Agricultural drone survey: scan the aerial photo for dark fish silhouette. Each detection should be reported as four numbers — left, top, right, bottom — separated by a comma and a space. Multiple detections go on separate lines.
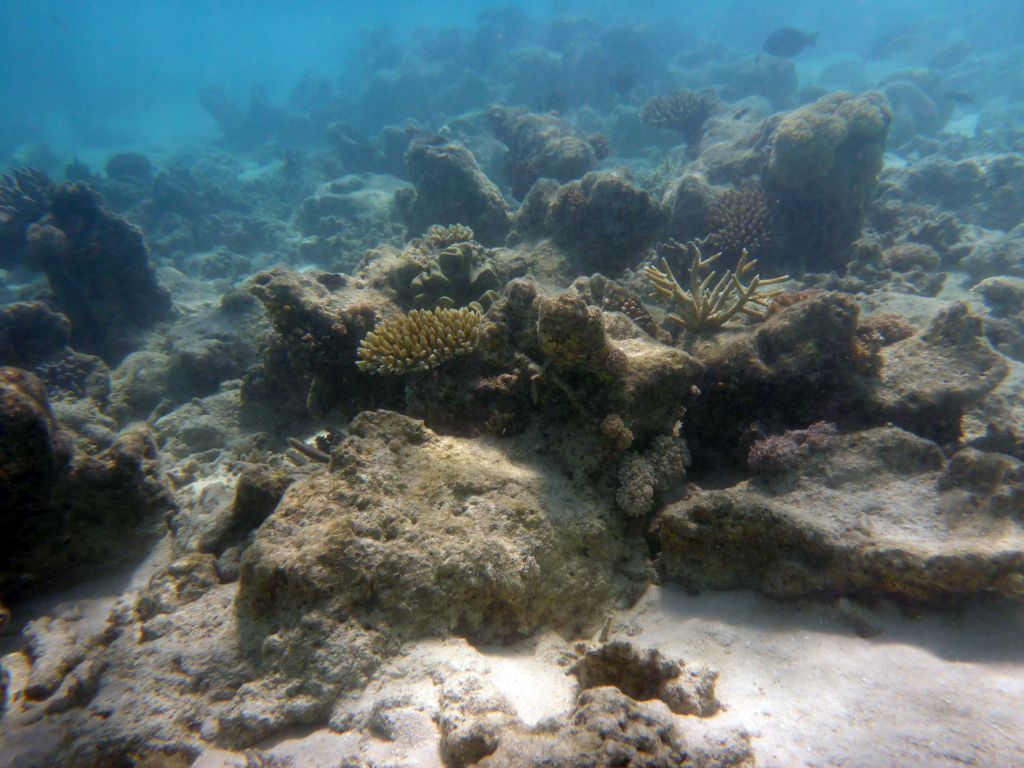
943, 91, 975, 104
762, 28, 818, 58
930, 41, 972, 70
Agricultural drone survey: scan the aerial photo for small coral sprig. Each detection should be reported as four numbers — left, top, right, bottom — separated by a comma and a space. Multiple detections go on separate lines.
644, 240, 788, 332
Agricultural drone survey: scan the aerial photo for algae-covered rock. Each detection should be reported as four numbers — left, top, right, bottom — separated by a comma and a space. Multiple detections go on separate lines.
487, 105, 599, 198
659, 426, 1024, 603
397, 137, 512, 246
237, 410, 646, 642
762, 91, 892, 271
545, 170, 668, 274
874, 301, 1007, 442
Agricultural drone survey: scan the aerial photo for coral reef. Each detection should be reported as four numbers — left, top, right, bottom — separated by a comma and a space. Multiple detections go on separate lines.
747, 421, 837, 476
704, 184, 775, 264
570, 640, 719, 717
356, 307, 481, 375
488, 106, 599, 198
424, 222, 475, 249
295, 173, 406, 272
1, 367, 174, 600
238, 412, 643, 635
643, 240, 788, 333
615, 435, 690, 517
21, 182, 172, 362
0, 301, 71, 368
0, 168, 50, 268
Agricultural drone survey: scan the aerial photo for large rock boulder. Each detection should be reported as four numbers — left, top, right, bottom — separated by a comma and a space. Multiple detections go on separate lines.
237, 410, 647, 642
396, 137, 512, 246
761, 91, 892, 272
659, 426, 1024, 603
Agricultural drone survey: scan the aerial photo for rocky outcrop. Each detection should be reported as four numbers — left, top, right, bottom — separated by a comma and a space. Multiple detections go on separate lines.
396, 137, 512, 246
659, 426, 1024, 603
237, 410, 647, 642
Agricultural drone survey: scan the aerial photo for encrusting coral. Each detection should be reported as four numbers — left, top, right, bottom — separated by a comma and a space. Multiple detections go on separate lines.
644, 240, 788, 332
410, 241, 502, 312
356, 307, 481, 375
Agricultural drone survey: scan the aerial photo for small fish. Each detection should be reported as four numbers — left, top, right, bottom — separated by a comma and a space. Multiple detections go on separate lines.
942, 91, 975, 104
929, 41, 972, 70
866, 31, 919, 61
762, 28, 818, 58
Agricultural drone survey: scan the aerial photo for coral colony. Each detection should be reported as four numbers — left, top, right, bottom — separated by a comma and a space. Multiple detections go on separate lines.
2, 4, 1024, 767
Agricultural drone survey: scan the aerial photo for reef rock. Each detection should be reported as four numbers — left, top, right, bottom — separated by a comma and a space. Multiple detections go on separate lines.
1, 366, 174, 599
487, 105, 599, 198
659, 426, 1024, 603
761, 91, 892, 272
544, 170, 669, 274
476, 686, 752, 768
24, 183, 172, 362
397, 136, 512, 246
238, 410, 646, 642
296, 173, 406, 272
0, 301, 71, 368
247, 267, 391, 418
874, 301, 1008, 442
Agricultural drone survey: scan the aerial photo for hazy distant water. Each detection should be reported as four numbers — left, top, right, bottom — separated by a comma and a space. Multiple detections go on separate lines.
0, 0, 1020, 166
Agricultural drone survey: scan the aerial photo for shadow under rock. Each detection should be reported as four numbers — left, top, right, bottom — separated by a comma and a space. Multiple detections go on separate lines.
646, 585, 1024, 665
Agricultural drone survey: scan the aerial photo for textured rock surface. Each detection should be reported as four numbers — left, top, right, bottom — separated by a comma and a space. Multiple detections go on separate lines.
659, 426, 1024, 602
238, 409, 647, 642
477, 687, 752, 768
762, 91, 892, 272
545, 170, 668, 274
875, 301, 1008, 442
397, 137, 512, 246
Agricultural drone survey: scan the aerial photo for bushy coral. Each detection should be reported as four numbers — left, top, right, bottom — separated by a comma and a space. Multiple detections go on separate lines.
704, 185, 774, 264
424, 223, 474, 249
639, 89, 717, 145
356, 307, 481, 375
616, 435, 691, 517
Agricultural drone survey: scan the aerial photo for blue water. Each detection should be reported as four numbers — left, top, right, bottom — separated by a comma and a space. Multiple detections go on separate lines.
1, 0, 1020, 168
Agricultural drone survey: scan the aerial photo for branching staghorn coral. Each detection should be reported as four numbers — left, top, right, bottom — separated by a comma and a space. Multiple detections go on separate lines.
644, 240, 788, 332
356, 307, 481, 374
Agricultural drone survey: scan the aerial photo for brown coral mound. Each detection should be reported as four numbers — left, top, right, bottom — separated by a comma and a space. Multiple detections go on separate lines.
705, 185, 774, 263
357, 307, 481, 375
639, 89, 716, 145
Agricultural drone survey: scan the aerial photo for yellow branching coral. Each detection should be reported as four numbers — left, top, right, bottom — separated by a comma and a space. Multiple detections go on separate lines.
644, 240, 788, 332
356, 307, 481, 374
